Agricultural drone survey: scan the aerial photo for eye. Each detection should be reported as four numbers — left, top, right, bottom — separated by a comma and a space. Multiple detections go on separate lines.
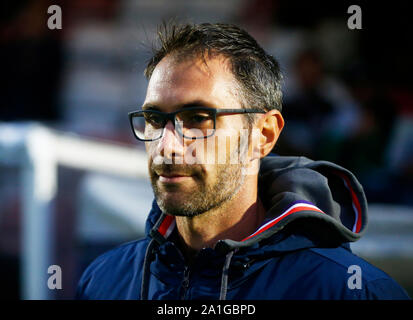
179, 110, 213, 126
190, 113, 210, 123
144, 112, 164, 127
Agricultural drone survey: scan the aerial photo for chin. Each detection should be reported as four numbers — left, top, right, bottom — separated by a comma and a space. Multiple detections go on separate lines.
155, 195, 202, 217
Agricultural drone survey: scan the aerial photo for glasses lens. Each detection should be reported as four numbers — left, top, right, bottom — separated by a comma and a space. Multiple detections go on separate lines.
131, 111, 164, 141
177, 109, 215, 139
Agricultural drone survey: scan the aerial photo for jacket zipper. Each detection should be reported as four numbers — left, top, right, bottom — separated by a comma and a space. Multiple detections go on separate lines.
180, 266, 191, 300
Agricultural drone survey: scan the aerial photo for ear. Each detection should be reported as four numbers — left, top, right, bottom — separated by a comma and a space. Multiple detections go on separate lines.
251, 109, 284, 159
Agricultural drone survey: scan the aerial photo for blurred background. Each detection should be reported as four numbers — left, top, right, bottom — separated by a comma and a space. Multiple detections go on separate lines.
0, 0, 412, 299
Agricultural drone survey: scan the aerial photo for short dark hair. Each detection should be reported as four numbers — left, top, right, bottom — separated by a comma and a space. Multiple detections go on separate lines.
144, 22, 283, 123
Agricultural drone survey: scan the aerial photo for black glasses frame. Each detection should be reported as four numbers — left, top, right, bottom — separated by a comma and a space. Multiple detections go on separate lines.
128, 107, 266, 141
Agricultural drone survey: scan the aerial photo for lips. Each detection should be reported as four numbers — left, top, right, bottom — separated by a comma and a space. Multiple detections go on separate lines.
152, 165, 200, 183
158, 173, 193, 183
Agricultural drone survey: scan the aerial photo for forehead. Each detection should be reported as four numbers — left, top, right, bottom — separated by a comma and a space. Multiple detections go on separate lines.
144, 54, 241, 111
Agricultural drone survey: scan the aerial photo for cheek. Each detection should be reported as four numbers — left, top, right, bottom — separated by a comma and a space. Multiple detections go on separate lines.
201, 163, 217, 182
215, 130, 243, 163
189, 136, 222, 165
187, 133, 238, 165
145, 142, 159, 167
179, 135, 212, 164
145, 142, 154, 160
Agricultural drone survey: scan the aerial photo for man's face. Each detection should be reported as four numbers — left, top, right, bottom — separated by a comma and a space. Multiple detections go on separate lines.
143, 54, 252, 217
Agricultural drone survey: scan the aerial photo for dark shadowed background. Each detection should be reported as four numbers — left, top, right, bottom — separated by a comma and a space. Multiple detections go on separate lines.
0, 0, 412, 299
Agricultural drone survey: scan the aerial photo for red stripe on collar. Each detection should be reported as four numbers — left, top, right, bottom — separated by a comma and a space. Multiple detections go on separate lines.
158, 214, 175, 238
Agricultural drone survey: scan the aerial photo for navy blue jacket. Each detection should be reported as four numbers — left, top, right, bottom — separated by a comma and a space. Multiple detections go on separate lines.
76, 156, 410, 300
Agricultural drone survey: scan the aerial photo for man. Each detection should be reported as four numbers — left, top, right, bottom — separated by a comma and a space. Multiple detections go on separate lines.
76, 22, 409, 300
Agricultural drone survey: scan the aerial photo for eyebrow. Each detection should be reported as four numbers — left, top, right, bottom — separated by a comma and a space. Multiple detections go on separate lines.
141, 100, 215, 111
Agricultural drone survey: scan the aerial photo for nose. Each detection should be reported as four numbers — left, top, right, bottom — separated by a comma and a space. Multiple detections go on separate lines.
155, 120, 184, 161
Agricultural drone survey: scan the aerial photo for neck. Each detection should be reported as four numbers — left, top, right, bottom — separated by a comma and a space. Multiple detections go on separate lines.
174, 174, 266, 259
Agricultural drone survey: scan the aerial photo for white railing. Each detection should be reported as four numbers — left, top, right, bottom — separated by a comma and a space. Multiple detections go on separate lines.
0, 122, 148, 300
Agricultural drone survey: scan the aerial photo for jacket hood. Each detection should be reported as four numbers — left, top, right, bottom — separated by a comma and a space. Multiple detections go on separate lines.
145, 155, 368, 252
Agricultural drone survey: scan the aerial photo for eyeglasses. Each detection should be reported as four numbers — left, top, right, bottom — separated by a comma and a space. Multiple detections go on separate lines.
128, 107, 265, 141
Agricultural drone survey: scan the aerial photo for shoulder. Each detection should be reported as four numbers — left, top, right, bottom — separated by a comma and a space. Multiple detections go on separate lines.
89, 238, 149, 269
76, 238, 150, 299
311, 246, 410, 299
276, 245, 410, 299
308, 246, 387, 280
